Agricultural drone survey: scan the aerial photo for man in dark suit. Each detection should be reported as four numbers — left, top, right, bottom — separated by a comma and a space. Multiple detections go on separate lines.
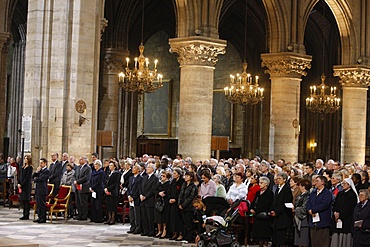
127, 164, 143, 234
48, 152, 62, 196
270, 172, 293, 246
32, 158, 51, 223
259, 160, 275, 191
74, 156, 92, 220
140, 162, 159, 236
61, 152, 69, 174
315, 159, 325, 175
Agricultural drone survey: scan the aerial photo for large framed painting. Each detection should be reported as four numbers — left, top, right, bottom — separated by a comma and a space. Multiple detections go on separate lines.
212, 89, 233, 141
143, 79, 172, 136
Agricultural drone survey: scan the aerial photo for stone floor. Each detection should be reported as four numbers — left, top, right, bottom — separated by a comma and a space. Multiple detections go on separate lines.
0, 206, 195, 247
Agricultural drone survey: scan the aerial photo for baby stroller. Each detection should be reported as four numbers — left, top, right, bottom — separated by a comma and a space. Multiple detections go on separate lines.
197, 207, 240, 247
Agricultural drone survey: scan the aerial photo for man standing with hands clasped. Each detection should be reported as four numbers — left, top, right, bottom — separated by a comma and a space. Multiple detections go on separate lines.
32, 158, 51, 223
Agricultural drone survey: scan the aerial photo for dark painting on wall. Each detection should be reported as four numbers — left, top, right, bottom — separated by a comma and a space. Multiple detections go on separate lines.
144, 80, 172, 136
212, 90, 233, 141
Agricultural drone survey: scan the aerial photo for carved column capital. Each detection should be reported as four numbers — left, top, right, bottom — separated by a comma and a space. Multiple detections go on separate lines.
0, 33, 11, 53
333, 65, 370, 88
261, 52, 312, 78
101, 48, 129, 74
169, 36, 226, 67
100, 18, 108, 39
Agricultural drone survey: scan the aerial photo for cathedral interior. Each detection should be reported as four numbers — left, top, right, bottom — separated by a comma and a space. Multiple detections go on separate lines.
1, 0, 370, 164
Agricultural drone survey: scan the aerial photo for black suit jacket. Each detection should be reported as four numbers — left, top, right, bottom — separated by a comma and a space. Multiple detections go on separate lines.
76, 164, 92, 193
105, 170, 121, 196
141, 173, 159, 207
128, 174, 143, 206
19, 166, 33, 200
49, 160, 62, 188
271, 183, 293, 229
33, 167, 51, 196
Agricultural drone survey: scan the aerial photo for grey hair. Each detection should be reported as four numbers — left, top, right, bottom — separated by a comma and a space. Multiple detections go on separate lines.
277, 172, 288, 180
173, 167, 183, 176
94, 159, 102, 168
261, 160, 270, 169
259, 176, 270, 186
212, 174, 222, 184
359, 189, 370, 199
147, 163, 156, 172
316, 159, 324, 165
332, 172, 342, 182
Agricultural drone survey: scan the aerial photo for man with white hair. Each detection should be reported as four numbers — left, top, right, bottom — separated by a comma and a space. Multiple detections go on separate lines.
260, 160, 274, 191
315, 159, 324, 175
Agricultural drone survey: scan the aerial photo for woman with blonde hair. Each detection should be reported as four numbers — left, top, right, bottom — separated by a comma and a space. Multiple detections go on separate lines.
18, 155, 33, 220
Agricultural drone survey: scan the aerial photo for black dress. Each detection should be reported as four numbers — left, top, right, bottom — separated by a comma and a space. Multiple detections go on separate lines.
154, 180, 170, 224
168, 177, 185, 233
250, 189, 273, 241
105, 171, 120, 211
19, 166, 33, 201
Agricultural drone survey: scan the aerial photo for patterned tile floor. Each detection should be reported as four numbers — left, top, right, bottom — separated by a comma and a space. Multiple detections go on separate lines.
0, 206, 195, 247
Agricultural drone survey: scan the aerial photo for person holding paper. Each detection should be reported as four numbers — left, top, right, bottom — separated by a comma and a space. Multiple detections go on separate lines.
89, 159, 105, 223
306, 175, 332, 247
330, 177, 358, 247
352, 189, 370, 247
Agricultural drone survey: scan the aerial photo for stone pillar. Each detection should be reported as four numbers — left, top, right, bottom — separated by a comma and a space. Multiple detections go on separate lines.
261, 52, 311, 162
333, 65, 370, 165
100, 48, 135, 159
0, 32, 10, 155
24, 0, 104, 161
169, 36, 226, 160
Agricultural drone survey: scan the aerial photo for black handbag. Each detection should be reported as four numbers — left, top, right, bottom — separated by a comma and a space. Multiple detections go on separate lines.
255, 211, 269, 220
155, 198, 165, 212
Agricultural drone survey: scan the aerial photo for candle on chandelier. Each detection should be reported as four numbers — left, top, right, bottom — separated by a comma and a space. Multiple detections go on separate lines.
126, 57, 129, 67
134, 58, 138, 68
154, 59, 158, 69
145, 58, 149, 68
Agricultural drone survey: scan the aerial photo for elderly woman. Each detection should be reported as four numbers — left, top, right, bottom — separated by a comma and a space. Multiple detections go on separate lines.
353, 189, 370, 247
168, 168, 185, 241
250, 176, 273, 247
216, 166, 227, 185
290, 176, 301, 203
293, 178, 311, 247
119, 159, 132, 193
226, 172, 248, 205
212, 174, 226, 199
104, 160, 120, 225
178, 171, 198, 243
18, 155, 33, 220
89, 159, 105, 223
330, 177, 358, 247
61, 163, 75, 218
154, 170, 171, 238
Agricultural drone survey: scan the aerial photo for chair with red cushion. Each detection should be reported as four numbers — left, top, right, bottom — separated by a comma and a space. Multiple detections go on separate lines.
30, 183, 54, 220
46, 185, 72, 223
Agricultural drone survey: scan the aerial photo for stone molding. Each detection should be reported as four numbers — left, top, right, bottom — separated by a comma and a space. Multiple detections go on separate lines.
261, 52, 312, 78
101, 48, 129, 74
169, 36, 226, 67
333, 65, 370, 88
100, 18, 108, 39
0, 33, 11, 53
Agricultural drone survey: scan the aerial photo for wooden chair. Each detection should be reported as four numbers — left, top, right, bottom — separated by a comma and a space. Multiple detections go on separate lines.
30, 183, 54, 220
116, 193, 130, 224
46, 185, 72, 223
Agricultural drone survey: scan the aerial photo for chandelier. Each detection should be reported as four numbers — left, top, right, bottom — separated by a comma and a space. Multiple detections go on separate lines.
117, 0, 163, 96
305, 74, 340, 113
224, 62, 264, 106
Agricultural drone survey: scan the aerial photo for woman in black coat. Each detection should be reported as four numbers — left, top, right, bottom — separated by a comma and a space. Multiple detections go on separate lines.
178, 171, 198, 243
250, 176, 273, 247
154, 170, 171, 238
104, 161, 121, 225
168, 168, 185, 240
90, 160, 106, 223
353, 189, 370, 247
18, 155, 33, 220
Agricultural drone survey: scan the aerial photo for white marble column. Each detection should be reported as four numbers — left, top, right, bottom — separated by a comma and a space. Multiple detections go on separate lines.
334, 65, 370, 165
261, 52, 312, 162
24, 0, 104, 160
169, 37, 226, 161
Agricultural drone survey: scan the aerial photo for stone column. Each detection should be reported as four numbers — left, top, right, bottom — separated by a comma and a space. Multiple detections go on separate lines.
0, 32, 10, 154
333, 65, 370, 165
169, 36, 226, 160
261, 52, 311, 162
100, 48, 132, 159
24, 0, 104, 160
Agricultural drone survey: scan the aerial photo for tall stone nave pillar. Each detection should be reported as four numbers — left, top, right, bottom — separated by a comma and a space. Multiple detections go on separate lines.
0, 33, 10, 153
334, 65, 370, 165
169, 37, 226, 161
261, 52, 312, 162
24, 0, 104, 161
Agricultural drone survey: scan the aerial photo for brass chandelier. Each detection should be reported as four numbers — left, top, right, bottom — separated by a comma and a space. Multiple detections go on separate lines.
224, 0, 263, 106
224, 62, 264, 105
117, 0, 163, 96
305, 74, 340, 113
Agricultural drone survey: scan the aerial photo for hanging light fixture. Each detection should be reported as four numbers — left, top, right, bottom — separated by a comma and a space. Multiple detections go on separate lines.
224, 0, 263, 106
305, 1, 340, 114
118, 0, 163, 96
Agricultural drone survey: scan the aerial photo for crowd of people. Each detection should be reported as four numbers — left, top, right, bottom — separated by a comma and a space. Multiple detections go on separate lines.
1, 152, 370, 247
